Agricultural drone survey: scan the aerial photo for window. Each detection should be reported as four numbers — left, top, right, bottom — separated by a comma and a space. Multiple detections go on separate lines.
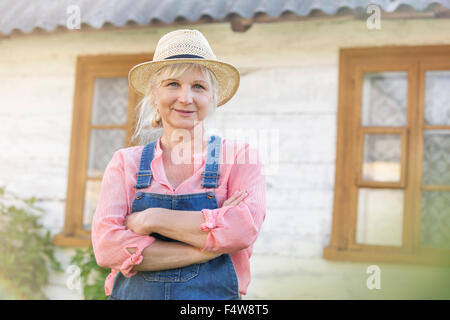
323, 45, 450, 266
54, 54, 151, 247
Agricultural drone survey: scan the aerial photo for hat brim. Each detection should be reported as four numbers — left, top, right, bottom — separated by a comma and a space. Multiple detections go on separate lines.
128, 58, 240, 107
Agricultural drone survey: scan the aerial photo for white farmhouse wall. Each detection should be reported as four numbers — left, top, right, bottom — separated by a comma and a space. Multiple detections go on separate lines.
1, 18, 449, 299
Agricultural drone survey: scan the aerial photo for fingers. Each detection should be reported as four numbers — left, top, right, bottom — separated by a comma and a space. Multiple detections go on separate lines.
223, 190, 248, 207
235, 190, 248, 202
229, 190, 245, 200
222, 190, 241, 205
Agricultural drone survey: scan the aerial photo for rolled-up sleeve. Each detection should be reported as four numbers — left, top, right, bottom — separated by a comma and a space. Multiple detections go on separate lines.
91, 150, 155, 277
200, 144, 266, 253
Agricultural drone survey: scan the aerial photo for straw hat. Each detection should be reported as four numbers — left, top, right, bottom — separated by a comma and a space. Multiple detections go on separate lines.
128, 29, 240, 107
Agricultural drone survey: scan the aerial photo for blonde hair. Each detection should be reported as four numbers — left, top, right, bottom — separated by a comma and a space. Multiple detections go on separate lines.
132, 63, 219, 145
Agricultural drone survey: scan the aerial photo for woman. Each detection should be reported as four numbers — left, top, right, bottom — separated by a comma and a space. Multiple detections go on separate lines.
92, 29, 266, 300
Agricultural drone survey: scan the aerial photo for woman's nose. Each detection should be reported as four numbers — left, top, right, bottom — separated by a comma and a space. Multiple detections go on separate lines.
178, 86, 193, 104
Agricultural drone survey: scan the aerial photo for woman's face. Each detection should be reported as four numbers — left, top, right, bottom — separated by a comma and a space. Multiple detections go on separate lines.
154, 66, 214, 132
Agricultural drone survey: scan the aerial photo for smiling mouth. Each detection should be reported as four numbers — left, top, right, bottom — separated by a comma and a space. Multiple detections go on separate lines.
174, 109, 195, 115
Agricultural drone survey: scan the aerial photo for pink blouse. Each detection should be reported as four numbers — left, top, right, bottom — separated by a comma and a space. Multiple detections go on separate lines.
91, 136, 266, 297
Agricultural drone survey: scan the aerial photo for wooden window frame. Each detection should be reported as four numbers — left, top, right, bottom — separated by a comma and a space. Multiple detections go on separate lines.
323, 45, 450, 266
356, 126, 408, 189
53, 54, 151, 247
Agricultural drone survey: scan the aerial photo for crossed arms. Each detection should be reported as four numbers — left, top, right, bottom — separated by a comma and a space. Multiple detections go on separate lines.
124, 190, 248, 272
91, 144, 266, 277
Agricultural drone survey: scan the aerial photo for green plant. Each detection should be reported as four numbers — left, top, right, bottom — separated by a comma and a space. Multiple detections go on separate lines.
0, 186, 62, 299
70, 245, 110, 300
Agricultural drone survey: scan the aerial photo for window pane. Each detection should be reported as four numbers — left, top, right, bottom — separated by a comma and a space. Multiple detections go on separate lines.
91, 77, 129, 125
356, 188, 403, 246
88, 129, 126, 178
424, 70, 450, 126
362, 134, 401, 182
361, 72, 407, 126
83, 180, 102, 230
422, 131, 450, 185
420, 191, 450, 249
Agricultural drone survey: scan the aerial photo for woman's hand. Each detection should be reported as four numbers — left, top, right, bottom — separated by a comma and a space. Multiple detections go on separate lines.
124, 209, 158, 235
222, 189, 248, 207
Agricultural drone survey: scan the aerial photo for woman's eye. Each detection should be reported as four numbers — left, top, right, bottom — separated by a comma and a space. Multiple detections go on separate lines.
166, 82, 205, 89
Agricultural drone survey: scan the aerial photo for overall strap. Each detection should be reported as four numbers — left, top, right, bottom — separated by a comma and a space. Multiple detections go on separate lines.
201, 135, 221, 188
135, 140, 157, 189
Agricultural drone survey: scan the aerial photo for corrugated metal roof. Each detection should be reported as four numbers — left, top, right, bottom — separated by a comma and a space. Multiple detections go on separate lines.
1, 0, 450, 36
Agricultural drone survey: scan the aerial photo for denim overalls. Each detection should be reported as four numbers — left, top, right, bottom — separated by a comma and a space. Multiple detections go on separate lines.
110, 135, 240, 300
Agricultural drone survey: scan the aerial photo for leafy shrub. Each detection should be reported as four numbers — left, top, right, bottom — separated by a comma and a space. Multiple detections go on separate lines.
0, 186, 62, 299
70, 245, 110, 300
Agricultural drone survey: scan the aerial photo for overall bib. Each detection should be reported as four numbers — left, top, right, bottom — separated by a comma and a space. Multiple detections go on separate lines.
110, 135, 240, 300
